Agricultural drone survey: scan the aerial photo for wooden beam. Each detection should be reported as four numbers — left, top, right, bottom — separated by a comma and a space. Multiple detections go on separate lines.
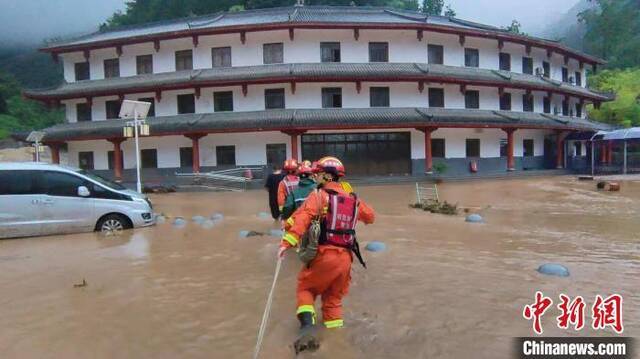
498, 40, 504, 50
525, 45, 532, 56
116, 45, 123, 57
83, 49, 90, 61
192, 35, 199, 47
418, 81, 424, 93
85, 96, 92, 106
194, 87, 201, 99
355, 81, 362, 94
498, 87, 505, 96
353, 28, 360, 41
546, 49, 552, 59
459, 34, 465, 47
155, 89, 162, 102
459, 84, 466, 94
290, 81, 296, 94
154, 39, 160, 52
242, 84, 248, 97
417, 29, 423, 41
240, 31, 246, 45
118, 94, 125, 102
289, 28, 295, 41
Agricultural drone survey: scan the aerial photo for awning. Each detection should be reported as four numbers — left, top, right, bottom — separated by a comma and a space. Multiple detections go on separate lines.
601, 127, 640, 140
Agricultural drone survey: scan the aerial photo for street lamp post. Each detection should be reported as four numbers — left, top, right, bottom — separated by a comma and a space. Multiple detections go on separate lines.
120, 100, 151, 193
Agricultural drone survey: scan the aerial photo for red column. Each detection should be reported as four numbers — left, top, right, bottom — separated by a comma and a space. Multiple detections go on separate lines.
420, 127, 436, 174
48, 143, 61, 164
185, 134, 205, 173
556, 131, 565, 169
108, 138, 125, 181
607, 141, 614, 164
600, 142, 607, 164
504, 128, 516, 171
290, 133, 299, 161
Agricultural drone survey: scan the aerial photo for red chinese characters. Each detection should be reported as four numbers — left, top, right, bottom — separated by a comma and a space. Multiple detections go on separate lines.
557, 294, 585, 330
592, 294, 624, 333
523, 291, 553, 335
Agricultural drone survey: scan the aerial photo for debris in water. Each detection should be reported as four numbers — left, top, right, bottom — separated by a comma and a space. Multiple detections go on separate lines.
210, 213, 224, 222
73, 279, 87, 288
365, 241, 386, 252
294, 327, 320, 354
537, 263, 570, 277
597, 181, 620, 191
578, 175, 594, 181
409, 201, 458, 215
465, 214, 484, 223
258, 212, 271, 219
156, 215, 166, 224
269, 229, 284, 237
239, 230, 265, 238
191, 215, 206, 224
173, 217, 187, 228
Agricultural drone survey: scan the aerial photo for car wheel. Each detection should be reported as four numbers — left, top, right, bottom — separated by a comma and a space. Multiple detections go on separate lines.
97, 214, 131, 234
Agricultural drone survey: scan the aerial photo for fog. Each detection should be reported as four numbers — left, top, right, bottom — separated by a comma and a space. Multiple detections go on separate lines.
0, 0, 580, 47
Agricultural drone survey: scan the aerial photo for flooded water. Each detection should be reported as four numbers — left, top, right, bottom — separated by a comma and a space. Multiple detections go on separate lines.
0, 176, 638, 358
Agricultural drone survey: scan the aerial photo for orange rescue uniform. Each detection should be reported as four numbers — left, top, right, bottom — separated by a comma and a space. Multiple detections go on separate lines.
281, 181, 375, 328
277, 174, 299, 212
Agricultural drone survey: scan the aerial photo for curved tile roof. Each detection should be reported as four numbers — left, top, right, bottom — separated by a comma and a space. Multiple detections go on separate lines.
43, 6, 604, 65
24, 63, 613, 102
18, 107, 611, 143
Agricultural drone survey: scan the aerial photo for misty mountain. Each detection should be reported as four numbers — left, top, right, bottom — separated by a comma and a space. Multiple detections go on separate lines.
540, 0, 596, 50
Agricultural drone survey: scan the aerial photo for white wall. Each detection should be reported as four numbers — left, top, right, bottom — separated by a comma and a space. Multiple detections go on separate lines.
59, 28, 591, 87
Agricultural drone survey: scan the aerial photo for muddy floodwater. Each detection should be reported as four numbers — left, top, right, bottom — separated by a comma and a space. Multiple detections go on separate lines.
1, 177, 638, 358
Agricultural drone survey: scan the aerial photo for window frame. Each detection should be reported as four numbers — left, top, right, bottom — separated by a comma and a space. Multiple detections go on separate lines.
76, 103, 92, 122
179, 147, 193, 168
138, 97, 155, 117
175, 50, 193, 71
105, 100, 120, 119
522, 57, 534, 75
177, 94, 196, 114
464, 48, 479, 68
523, 139, 534, 157
428, 88, 445, 108
432, 138, 445, 158
575, 71, 582, 86
320, 42, 341, 63
263, 43, 284, 64
213, 91, 234, 112
522, 94, 534, 112
264, 88, 286, 110
428, 44, 444, 65
464, 90, 480, 109
499, 92, 512, 111
562, 67, 569, 83
136, 54, 153, 75
369, 87, 390, 107
74, 62, 90, 81
543, 97, 551, 114
465, 139, 481, 158
321, 87, 342, 108
140, 149, 158, 169
78, 151, 95, 170
216, 145, 236, 166
103, 58, 120, 78
368, 42, 389, 63
499, 52, 511, 71
542, 61, 550, 78
212, 46, 232, 67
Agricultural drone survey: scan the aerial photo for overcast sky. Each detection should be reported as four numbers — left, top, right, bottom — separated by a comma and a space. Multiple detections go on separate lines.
0, 0, 580, 47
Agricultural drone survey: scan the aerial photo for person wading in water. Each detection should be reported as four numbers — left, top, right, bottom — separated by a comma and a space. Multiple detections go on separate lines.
264, 165, 286, 220
278, 156, 375, 354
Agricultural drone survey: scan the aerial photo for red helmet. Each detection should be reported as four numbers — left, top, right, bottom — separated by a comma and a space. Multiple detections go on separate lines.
297, 164, 313, 176
317, 156, 345, 177
283, 158, 299, 172
311, 161, 321, 174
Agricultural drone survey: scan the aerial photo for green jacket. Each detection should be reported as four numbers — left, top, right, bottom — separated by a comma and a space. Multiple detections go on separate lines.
281, 177, 317, 219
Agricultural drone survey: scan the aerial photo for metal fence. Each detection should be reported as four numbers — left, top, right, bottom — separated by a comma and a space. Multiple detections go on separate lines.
590, 139, 640, 176
175, 166, 265, 191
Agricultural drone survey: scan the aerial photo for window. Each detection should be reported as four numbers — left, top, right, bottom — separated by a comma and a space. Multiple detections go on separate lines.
368, 42, 389, 62
42, 171, 85, 197
575, 71, 582, 86
523, 94, 534, 112
562, 67, 569, 82
428, 88, 445, 108
179, 147, 193, 168
543, 61, 550, 78
212, 47, 231, 67
500, 139, 508, 157
574, 142, 582, 156
322, 87, 342, 108
576, 103, 583, 118
428, 44, 444, 65
263, 43, 283, 64
265, 88, 285, 109
108, 151, 125, 170
499, 52, 511, 71
104, 58, 120, 78
177, 94, 195, 114
0, 170, 39, 195
464, 48, 479, 67
141, 149, 157, 168
136, 55, 153, 75
214, 91, 234, 112
499, 92, 511, 111
522, 57, 533, 74
523, 139, 534, 157
138, 97, 155, 117
77, 103, 92, 122
105, 100, 120, 119
562, 100, 569, 116
464, 90, 480, 109
466, 139, 480, 157
78, 152, 94, 170
75, 62, 90, 81
432, 138, 445, 158
543, 97, 551, 114
216, 146, 236, 166
320, 42, 341, 63
175, 50, 193, 71
369, 87, 390, 107
266, 143, 287, 166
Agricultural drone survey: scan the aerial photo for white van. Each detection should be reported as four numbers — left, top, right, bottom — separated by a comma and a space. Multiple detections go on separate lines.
0, 162, 155, 239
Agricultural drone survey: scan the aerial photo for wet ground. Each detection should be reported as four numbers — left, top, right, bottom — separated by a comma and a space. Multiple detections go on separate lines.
0, 176, 638, 358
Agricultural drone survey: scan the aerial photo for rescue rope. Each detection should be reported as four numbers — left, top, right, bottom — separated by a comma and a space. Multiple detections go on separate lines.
252, 257, 283, 359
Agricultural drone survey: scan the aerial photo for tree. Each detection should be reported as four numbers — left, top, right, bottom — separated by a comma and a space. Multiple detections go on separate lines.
504, 19, 525, 35
421, 0, 443, 15
588, 68, 640, 127
443, 4, 455, 17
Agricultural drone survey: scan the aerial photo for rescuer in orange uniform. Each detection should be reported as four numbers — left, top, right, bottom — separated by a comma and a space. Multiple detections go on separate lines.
277, 158, 300, 215
278, 156, 375, 353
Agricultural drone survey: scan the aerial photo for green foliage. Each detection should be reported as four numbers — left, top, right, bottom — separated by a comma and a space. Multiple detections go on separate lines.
504, 20, 526, 35
432, 161, 448, 174
421, 0, 443, 15
443, 4, 455, 17
0, 48, 63, 89
587, 68, 640, 127
578, 0, 640, 68
0, 71, 64, 139
410, 200, 458, 215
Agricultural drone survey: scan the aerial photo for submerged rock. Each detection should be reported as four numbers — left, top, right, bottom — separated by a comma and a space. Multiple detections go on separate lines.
156, 215, 166, 224
537, 263, 570, 277
210, 213, 224, 222
239, 230, 265, 238
200, 220, 216, 229
173, 217, 187, 228
465, 214, 484, 223
365, 241, 386, 252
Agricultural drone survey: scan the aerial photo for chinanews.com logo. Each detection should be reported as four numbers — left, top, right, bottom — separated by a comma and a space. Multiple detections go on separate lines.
514, 291, 634, 358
